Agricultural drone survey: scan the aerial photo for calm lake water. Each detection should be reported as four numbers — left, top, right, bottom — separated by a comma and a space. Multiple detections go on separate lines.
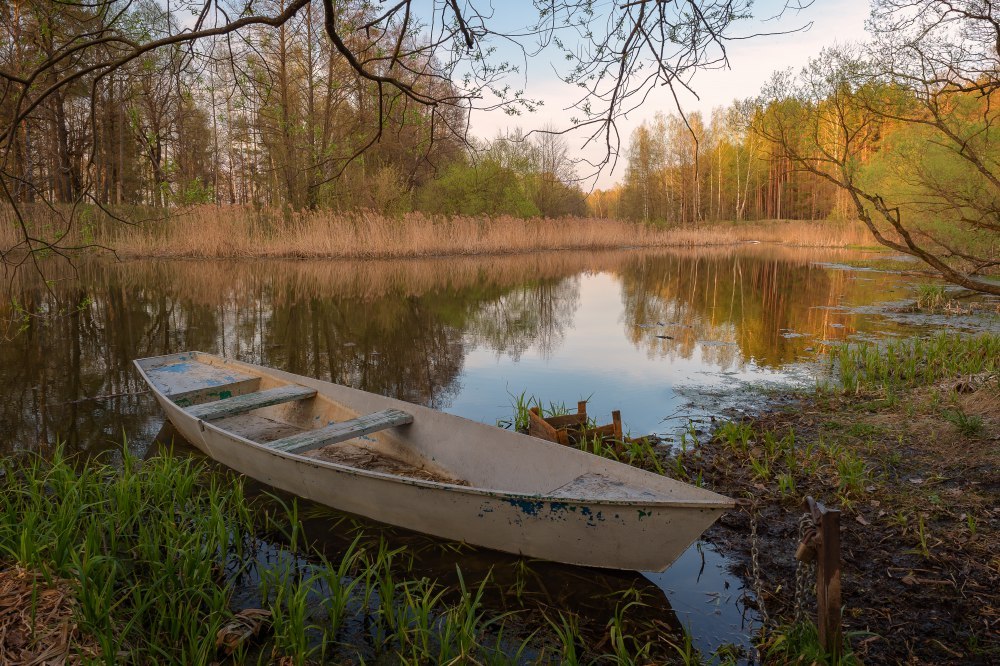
0, 244, 983, 657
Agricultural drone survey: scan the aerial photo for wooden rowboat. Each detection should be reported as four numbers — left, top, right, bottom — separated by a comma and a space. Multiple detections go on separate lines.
134, 351, 734, 572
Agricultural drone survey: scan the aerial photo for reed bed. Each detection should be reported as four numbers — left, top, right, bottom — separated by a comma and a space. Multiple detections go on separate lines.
1, 204, 876, 259
56, 243, 862, 308
111, 211, 877, 258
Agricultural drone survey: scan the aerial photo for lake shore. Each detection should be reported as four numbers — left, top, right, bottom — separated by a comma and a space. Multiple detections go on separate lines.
2, 333, 997, 662
681, 333, 1000, 664
3, 244, 998, 663
1, 205, 877, 259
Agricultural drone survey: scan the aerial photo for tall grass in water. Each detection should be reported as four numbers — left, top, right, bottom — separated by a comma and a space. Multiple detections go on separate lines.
915, 284, 949, 309
1, 204, 876, 258
0, 445, 696, 662
831, 333, 1000, 393
0, 447, 252, 663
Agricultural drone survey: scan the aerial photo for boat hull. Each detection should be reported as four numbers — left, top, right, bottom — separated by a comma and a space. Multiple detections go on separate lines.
142, 354, 733, 572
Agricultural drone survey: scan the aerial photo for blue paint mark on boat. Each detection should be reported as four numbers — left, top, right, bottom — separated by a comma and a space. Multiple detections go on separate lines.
159, 362, 195, 373
504, 497, 543, 516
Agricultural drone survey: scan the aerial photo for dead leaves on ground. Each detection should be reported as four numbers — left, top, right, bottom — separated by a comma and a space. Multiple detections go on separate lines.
0, 565, 98, 665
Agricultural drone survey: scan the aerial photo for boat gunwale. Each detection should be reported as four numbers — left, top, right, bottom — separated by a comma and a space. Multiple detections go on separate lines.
134, 352, 736, 510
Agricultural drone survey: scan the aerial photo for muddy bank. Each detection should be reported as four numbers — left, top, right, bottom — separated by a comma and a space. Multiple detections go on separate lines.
684, 373, 999, 664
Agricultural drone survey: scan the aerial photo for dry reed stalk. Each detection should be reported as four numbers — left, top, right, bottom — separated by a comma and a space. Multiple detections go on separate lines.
2, 205, 877, 259
107, 209, 875, 258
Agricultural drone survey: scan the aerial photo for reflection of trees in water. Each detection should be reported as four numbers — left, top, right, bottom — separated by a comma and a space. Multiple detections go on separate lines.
617, 249, 900, 369
0, 283, 227, 454
264, 293, 467, 410
0, 248, 908, 453
467, 276, 580, 360
0, 257, 585, 452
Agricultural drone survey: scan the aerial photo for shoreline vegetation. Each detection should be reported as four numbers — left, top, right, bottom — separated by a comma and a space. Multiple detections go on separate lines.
683, 333, 1000, 665
0, 446, 709, 664
2, 331, 997, 663
0, 206, 880, 260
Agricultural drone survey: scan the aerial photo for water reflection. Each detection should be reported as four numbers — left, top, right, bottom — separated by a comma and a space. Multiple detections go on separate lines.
1, 247, 917, 455
618, 247, 896, 368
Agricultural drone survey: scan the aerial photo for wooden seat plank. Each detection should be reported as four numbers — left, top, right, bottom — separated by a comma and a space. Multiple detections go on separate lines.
268, 409, 413, 455
186, 384, 316, 421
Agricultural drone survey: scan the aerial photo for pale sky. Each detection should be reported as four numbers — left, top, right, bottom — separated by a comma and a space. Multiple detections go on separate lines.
466, 0, 873, 188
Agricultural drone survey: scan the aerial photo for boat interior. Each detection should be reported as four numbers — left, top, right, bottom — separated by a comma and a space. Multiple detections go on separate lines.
138, 352, 732, 506
138, 353, 468, 485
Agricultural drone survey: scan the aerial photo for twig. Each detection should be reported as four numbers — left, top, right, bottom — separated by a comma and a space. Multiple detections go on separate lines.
52, 389, 149, 406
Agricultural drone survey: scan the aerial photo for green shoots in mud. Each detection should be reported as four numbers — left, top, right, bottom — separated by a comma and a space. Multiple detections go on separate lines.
776, 473, 797, 497
715, 421, 754, 454
761, 620, 862, 666
941, 407, 984, 437
831, 333, 1000, 394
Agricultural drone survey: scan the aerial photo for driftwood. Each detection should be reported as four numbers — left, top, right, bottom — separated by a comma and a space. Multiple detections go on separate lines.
216, 608, 272, 655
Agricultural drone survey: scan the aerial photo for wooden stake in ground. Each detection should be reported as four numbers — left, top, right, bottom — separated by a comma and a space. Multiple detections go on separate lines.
798, 496, 843, 660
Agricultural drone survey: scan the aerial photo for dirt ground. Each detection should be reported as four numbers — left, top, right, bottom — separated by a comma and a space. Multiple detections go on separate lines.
689, 374, 999, 664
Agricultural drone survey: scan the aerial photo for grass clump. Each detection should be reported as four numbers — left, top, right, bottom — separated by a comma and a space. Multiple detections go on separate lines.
0, 446, 253, 663
832, 332, 1000, 394
941, 407, 984, 437
915, 284, 949, 310
498, 390, 572, 431
760, 620, 861, 665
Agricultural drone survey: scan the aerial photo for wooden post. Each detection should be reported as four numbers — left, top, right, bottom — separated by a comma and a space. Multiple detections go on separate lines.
611, 410, 622, 441
804, 496, 842, 660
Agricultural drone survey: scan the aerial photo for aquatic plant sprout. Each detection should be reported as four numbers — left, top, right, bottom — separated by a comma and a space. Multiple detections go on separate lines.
831, 333, 1000, 393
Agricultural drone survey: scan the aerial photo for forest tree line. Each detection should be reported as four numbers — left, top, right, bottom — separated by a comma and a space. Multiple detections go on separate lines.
598, 71, 999, 244
2, 0, 997, 285
0, 0, 874, 225
0, 0, 588, 218
590, 104, 857, 225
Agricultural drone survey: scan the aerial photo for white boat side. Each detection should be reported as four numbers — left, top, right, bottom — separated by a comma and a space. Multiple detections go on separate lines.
135, 351, 735, 571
